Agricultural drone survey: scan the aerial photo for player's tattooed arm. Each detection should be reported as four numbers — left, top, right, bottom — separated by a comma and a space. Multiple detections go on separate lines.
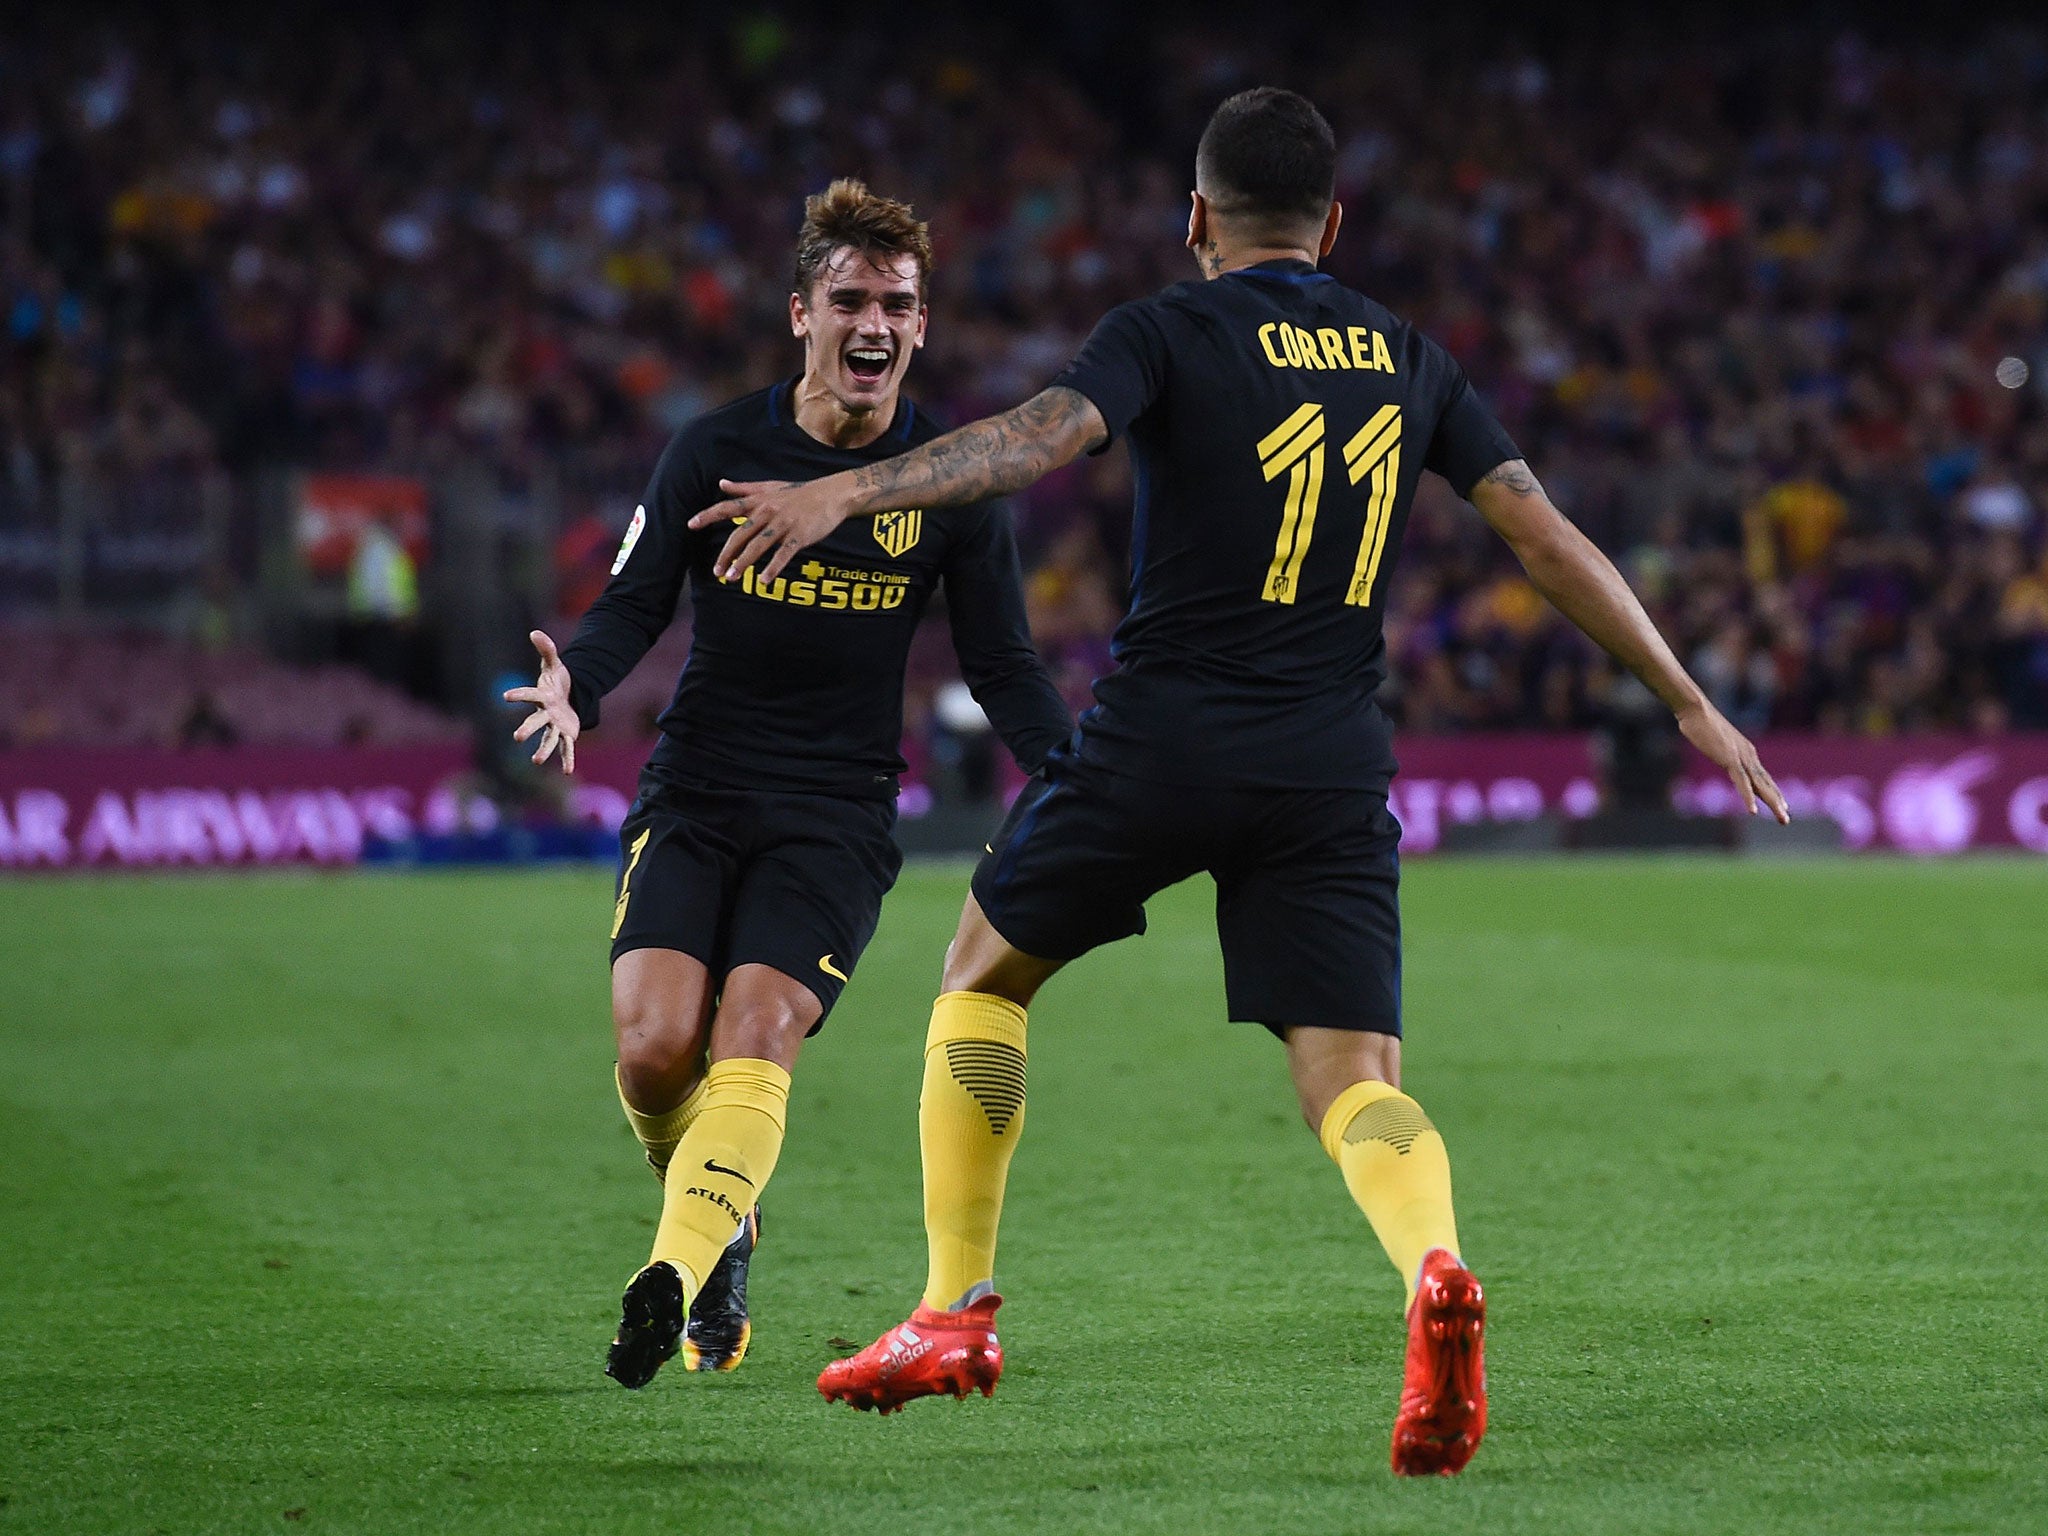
1476, 459, 1544, 497
692, 388, 1108, 582
1469, 457, 1790, 824
847, 387, 1107, 510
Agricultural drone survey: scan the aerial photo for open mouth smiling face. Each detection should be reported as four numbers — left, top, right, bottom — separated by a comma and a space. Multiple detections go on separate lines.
844, 343, 893, 383
794, 247, 927, 410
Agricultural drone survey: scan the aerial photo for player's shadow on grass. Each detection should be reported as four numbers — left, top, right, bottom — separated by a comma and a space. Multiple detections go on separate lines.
577, 1456, 782, 1482
384, 1382, 611, 1400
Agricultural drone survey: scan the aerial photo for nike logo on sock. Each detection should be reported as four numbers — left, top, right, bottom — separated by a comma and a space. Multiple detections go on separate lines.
704, 1158, 755, 1187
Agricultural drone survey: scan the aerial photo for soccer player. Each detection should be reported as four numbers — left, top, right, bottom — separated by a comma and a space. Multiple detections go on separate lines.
504, 181, 1071, 1387
693, 91, 1789, 1472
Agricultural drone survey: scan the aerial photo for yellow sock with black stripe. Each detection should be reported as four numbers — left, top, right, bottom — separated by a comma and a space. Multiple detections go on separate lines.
648, 1057, 789, 1298
920, 991, 1028, 1311
616, 1064, 707, 1182
1319, 1079, 1461, 1305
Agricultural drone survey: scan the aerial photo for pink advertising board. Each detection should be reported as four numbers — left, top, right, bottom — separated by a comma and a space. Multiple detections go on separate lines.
3, 735, 2046, 870
1386, 734, 2048, 856
0, 746, 472, 869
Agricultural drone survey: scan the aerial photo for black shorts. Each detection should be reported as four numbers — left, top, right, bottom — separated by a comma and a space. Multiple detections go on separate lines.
610, 774, 903, 1028
970, 757, 1403, 1038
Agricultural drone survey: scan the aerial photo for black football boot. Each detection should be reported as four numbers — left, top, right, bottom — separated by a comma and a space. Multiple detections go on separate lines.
605, 1261, 686, 1388
681, 1205, 760, 1372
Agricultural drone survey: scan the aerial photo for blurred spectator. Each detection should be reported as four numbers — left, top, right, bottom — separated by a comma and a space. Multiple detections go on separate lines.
1025, 525, 1120, 713
1996, 545, 2048, 726
177, 689, 238, 749
341, 521, 420, 692
553, 509, 622, 628
1746, 473, 1848, 581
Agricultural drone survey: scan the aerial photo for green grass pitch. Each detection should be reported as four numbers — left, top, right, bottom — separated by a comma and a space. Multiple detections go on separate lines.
3, 857, 2045, 1534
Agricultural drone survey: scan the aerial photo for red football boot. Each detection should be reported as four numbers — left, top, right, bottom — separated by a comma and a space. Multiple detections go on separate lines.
1390, 1249, 1487, 1476
817, 1295, 1004, 1414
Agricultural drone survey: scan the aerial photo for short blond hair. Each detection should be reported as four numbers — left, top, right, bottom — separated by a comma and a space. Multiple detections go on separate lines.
793, 178, 932, 299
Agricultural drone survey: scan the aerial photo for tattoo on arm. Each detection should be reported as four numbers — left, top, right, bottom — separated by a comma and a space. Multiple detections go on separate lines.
846, 387, 1105, 511
1477, 455, 1703, 715
1478, 459, 1543, 497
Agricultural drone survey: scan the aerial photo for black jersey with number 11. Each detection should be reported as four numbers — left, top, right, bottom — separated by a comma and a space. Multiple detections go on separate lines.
1050, 258, 1520, 790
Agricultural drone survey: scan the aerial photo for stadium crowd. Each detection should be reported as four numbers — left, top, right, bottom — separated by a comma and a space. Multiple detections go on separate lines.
3, 9, 2047, 744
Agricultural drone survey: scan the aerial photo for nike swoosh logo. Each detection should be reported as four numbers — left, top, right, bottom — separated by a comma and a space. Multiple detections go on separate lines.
818, 953, 849, 982
704, 1158, 755, 1187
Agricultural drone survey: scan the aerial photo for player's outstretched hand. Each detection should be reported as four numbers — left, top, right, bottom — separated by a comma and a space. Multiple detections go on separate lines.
691, 477, 856, 583
1677, 701, 1789, 824
503, 629, 579, 775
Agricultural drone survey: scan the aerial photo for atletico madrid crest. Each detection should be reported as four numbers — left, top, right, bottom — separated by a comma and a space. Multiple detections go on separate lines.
873, 508, 923, 559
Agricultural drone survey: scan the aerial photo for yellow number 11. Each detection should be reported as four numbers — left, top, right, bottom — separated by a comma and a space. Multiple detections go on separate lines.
1258, 402, 1403, 606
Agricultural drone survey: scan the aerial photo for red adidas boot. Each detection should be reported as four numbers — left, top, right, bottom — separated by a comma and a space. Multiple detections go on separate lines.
1390, 1249, 1487, 1475
817, 1295, 1004, 1414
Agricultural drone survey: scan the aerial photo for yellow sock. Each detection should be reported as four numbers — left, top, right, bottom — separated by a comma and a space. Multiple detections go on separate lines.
1319, 1079, 1461, 1305
648, 1057, 789, 1298
616, 1064, 707, 1182
920, 991, 1028, 1310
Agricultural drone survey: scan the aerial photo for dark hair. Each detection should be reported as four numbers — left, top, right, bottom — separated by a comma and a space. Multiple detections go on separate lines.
1195, 87, 1337, 228
792, 178, 932, 298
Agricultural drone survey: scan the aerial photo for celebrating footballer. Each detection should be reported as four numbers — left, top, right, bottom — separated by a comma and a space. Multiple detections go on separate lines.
697, 88, 1789, 1475
505, 181, 1070, 1386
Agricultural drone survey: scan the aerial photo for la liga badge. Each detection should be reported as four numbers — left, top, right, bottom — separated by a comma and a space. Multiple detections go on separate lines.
612, 505, 647, 574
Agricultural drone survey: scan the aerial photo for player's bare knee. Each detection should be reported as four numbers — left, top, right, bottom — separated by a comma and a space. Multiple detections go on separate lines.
1286, 1025, 1401, 1130
709, 998, 810, 1069
613, 1000, 707, 1100
710, 966, 821, 1070
611, 952, 714, 1106
941, 898, 1056, 1004
939, 933, 998, 996
941, 947, 1033, 1004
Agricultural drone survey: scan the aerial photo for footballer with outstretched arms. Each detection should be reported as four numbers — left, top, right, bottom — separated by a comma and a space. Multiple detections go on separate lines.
505, 180, 1071, 1388
692, 92, 1788, 1472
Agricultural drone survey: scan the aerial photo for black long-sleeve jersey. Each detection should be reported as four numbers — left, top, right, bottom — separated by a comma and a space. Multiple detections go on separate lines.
561, 380, 1072, 800
1049, 258, 1521, 790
